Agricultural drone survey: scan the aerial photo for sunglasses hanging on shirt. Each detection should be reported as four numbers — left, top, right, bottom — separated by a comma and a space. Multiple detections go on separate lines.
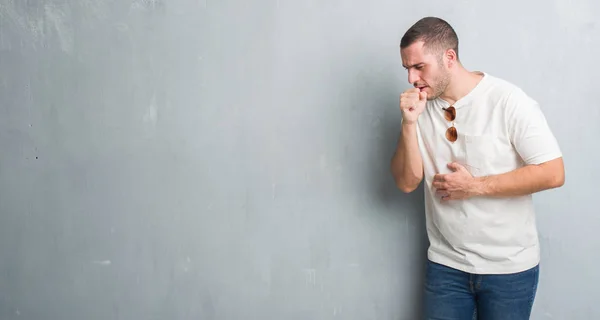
443, 106, 457, 142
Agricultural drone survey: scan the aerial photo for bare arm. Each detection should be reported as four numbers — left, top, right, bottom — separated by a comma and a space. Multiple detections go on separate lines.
473, 157, 564, 197
433, 157, 564, 201
391, 122, 423, 193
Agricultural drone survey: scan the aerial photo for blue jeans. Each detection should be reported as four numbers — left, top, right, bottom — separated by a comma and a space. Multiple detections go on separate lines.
423, 260, 539, 320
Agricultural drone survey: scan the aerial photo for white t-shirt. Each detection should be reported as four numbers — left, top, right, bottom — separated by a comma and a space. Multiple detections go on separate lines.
416, 71, 562, 274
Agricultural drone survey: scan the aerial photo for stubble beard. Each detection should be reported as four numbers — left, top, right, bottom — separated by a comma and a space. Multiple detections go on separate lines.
428, 70, 451, 101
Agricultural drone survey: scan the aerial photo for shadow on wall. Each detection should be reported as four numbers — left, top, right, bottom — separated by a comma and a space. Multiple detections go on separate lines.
340, 48, 429, 318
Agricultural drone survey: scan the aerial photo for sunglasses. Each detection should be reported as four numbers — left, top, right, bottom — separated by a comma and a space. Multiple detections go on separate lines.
442, 106, 457, 142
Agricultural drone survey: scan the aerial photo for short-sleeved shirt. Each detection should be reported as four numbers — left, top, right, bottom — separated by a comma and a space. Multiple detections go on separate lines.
416, 71, 562, 274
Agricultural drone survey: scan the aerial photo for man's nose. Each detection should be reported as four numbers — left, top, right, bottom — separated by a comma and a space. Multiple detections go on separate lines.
408, 70, 419, 85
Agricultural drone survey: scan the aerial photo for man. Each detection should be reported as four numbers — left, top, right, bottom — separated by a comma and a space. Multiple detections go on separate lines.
390, 17, 565, 319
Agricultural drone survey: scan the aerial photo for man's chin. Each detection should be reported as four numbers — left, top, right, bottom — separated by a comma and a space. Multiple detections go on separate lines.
426, 93, 437, 100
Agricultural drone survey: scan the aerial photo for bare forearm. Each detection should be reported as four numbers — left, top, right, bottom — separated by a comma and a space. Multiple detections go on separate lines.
391, 122, 423, 192
473, 158, 565, 197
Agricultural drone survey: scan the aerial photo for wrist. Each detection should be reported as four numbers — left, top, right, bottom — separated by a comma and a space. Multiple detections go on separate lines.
401, 119, 417, 128
471, 176, 490, 197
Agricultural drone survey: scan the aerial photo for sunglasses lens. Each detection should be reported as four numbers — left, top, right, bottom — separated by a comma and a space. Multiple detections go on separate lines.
446, 126, 457, 142
443, 106, 456, 121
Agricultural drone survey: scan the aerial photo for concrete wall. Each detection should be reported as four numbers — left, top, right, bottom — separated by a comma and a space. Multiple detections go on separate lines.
0, 0, 597, 319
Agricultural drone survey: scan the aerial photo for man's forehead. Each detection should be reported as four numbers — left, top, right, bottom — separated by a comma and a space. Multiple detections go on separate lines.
401, 42, 426, 64
401, 43, 436, 68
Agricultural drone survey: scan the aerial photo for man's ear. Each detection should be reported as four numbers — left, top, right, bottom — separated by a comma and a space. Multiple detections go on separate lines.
445, 49, 457, 68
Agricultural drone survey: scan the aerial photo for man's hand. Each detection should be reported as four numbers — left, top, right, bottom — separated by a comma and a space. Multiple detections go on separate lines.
400, 88, 427, 124
433, 162, 479, 201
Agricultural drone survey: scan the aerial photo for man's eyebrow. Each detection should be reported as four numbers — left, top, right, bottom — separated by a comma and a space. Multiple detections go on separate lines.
403, 62, 424, 69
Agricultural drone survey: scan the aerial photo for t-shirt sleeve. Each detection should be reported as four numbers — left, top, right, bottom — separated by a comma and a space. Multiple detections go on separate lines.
505, 88, 562, 165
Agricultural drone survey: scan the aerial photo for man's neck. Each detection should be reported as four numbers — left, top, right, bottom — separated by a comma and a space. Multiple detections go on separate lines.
439, 69, 484, 105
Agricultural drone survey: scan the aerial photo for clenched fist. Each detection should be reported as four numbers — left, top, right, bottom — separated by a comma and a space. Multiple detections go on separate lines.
399, 88, 427, 124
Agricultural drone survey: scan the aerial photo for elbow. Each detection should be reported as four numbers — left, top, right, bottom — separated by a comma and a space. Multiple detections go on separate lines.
390, 163, 422, 193
398, 184, 418, 193
543, 169, 565, 190
539, 157, 565, 190
550, 159, 566, 188
394, 178, 420, 193
550, 170, 565, 188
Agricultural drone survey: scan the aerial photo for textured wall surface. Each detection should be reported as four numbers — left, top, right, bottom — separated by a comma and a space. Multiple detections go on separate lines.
0, 0, 598, 319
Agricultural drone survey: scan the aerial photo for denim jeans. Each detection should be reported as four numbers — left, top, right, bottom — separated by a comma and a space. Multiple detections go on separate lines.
423, 260, 539, 320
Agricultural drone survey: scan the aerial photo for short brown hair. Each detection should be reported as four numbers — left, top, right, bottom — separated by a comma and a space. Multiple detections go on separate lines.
400, 17, 459, 59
